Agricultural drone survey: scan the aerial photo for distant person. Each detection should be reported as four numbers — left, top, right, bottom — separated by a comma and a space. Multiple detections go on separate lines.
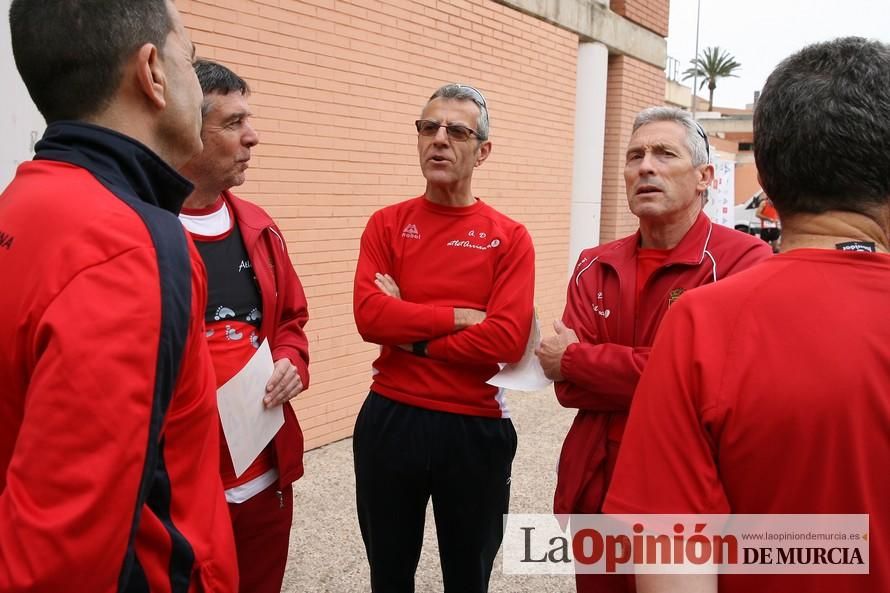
536, 106, 770, 593
179, 60, 310, 593
755, 193, 781, 251
352, 83, 535, 593
605, 36, 890, 593
1, 1, 237, 591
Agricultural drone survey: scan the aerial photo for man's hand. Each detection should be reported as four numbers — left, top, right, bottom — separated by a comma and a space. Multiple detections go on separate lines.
454, 307, 485, 329
374, 273, 401, 299
535, 319, 579, 382
264, 358, 303, 408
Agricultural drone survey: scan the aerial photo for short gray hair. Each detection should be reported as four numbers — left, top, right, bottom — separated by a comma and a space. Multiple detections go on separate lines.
632, 106, 710, 166
426, 83, 490, 141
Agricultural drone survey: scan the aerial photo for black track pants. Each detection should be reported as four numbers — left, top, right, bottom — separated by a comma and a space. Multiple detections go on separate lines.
354, 391, 518, 593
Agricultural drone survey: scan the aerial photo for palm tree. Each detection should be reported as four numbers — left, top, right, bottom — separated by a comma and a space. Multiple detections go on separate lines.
682, 46, 741, 111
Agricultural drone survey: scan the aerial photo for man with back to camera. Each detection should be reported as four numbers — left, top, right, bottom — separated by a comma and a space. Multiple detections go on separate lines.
352, 83, 535, 593
604, 36, 890, 593
178, 59, 310, 593
0, 1, 237, 592
535, 106, 771, 593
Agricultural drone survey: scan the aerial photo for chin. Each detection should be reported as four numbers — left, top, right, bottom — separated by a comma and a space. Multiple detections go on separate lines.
422, 171, 454, 185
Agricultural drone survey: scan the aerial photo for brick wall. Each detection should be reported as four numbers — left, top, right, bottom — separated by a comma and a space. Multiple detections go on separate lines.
610, 0, 669, 37
599, 54, 666, 242
179, 0, 578, 449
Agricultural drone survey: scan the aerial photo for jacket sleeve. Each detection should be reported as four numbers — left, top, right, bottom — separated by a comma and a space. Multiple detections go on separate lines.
353, 212, 456, 345
269, 224, 311, 389
0, 248, 170, 593
425, 228, 535, 364
555, 343, 651, 411
554, 252, 647, 412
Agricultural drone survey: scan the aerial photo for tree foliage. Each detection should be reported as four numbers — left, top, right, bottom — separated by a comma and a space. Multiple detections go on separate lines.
682, 46, 741, 111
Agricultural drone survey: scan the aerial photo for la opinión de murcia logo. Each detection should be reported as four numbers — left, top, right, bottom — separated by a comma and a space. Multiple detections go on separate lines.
501, 514, 869, 575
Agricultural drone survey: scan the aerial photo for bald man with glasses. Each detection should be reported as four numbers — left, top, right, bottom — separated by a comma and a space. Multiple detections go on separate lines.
352, 83, 535, 593
535, 106, 771, 593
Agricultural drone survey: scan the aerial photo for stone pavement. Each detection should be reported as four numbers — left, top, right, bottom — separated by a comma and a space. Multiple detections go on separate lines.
281, 387, 578, 593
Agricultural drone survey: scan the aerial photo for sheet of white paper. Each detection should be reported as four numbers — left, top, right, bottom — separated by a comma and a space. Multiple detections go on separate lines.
487, 314, 553, 392
216, 340, 284, 478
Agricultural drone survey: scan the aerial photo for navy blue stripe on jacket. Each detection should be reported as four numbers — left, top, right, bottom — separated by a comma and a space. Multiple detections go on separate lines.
35, 122, 196, 593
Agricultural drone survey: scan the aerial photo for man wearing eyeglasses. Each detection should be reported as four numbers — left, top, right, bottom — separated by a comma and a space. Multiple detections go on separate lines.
352, 83, 535, 593
535, 106, 770, 593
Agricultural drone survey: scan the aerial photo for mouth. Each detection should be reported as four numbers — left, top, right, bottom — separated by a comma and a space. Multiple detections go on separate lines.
635, 184, 662, 196
428, 155, 451, 164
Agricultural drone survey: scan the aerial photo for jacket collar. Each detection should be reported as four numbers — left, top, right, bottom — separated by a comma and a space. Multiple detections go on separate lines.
34, 121, 193, 214
598, 211, 714, 269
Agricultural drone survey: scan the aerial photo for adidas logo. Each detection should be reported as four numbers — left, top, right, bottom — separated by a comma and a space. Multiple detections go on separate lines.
402, 224, 421, 239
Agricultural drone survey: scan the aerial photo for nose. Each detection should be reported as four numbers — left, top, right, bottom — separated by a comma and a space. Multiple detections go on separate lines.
638, 150, 656, 174
243, 121, 259, 148
432, 124, 450, 145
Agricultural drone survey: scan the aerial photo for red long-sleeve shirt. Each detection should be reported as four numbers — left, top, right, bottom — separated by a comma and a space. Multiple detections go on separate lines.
354, 196, 535, 418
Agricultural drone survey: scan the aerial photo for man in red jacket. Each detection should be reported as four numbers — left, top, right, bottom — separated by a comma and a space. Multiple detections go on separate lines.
0, 2, 237, 592
605, 36, 890, 593
352, 84, 535, 593
535, 106, 771, 593
178, 60, 310, 593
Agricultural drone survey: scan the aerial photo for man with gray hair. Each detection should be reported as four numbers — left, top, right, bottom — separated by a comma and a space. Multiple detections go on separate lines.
353, 83, 535, 592
605, 36, 890, 593
536, 106, 770, 593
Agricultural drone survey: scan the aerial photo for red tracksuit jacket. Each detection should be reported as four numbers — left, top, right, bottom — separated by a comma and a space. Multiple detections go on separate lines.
554, 212, 772, 515
0, 122, 237, 593
225, 191, 310, 486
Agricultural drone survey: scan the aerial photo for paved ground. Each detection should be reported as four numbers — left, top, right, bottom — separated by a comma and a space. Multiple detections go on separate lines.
282, 387, 577, 592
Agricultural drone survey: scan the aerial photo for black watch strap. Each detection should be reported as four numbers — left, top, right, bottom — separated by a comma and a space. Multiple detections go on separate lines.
412, 340, 429, 357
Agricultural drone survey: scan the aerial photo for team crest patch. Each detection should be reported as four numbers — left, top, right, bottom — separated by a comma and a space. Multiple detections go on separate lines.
668, 288, 685, 307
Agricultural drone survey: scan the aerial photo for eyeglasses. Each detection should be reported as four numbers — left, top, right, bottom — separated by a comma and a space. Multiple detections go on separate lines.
415, 119, 480, 142
455, 84, 487, 109
694, 120, 710, 163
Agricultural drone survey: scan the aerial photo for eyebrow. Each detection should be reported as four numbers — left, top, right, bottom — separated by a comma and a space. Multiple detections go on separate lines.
224, 110, 252, 123
626, 142, 679, 155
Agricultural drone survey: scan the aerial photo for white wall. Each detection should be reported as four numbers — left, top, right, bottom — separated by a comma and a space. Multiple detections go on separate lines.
567, 42, 608, 271
1, 0, 46, 190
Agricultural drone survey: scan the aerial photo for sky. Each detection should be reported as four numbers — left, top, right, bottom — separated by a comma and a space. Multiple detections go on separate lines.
666, 0, 890, 109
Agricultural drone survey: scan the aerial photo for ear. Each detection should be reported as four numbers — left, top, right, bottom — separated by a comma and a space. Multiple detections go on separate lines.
697, 162, 715, 193
474, 140, 492, 168
134, 43, 166, 110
